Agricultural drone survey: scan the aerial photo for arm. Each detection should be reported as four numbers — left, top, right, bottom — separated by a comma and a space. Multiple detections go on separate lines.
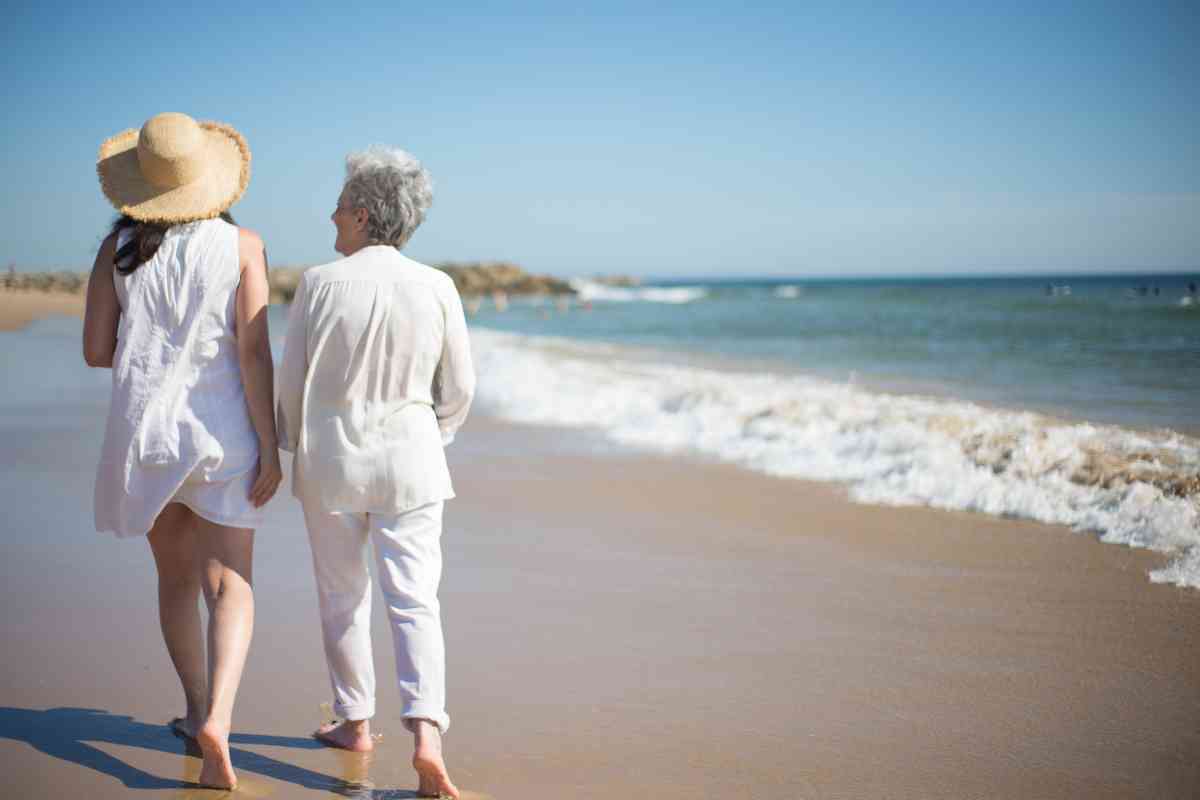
275, 270, 309, 453
82, 234, 120, 367
433, 281, 476, 446
235, 228, 282, 507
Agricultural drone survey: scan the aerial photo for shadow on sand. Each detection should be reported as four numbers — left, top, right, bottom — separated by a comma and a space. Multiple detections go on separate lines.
0, 706, 425, 797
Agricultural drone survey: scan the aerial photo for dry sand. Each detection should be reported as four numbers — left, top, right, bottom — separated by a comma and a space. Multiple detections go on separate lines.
0, 289, 85, 331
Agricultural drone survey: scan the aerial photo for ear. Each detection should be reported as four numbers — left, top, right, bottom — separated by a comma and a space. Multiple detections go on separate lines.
354, 208, 369, 232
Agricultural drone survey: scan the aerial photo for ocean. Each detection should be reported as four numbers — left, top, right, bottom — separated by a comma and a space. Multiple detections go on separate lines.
461, 273, 1200, 588
5, 272, 1196, 589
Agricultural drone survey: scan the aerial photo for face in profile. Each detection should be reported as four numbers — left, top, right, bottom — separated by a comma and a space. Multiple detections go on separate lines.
331, 189, 366, 255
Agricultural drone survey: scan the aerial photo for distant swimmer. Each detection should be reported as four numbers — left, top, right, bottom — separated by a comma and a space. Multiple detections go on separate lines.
1189, 282, 1197, 295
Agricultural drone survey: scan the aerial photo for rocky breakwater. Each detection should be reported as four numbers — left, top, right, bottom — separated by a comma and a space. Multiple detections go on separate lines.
4, 261, 576, 305
436, 261, 574, 298
3, 269, 86, 294
268, 261, 575, 304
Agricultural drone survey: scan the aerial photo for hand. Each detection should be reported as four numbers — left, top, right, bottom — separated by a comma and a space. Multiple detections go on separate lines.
250, 446, 282, 507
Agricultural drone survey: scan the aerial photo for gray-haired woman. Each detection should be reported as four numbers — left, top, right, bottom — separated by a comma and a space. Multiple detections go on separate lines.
277, 147, 474, 799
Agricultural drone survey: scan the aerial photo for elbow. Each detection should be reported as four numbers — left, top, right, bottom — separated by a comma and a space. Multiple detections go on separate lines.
83, 346, 113, 368
238, 342, 274, 371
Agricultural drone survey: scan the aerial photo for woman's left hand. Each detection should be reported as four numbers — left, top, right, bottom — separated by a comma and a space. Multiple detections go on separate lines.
250, 446, 283, 507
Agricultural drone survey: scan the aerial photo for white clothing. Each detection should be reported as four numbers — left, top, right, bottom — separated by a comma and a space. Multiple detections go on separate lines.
277, 245, 475, 512
95, 219, 263, 537
303, 499, 450, 732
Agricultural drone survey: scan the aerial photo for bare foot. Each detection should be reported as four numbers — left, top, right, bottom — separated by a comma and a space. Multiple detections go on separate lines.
314, 719, 375, 752
196, 719, 237, 790
411, 720, 459, 799
169, 716, 202, 740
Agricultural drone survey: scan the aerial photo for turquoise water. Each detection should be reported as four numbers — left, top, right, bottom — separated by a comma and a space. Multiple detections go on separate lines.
468, 273, 1200, 434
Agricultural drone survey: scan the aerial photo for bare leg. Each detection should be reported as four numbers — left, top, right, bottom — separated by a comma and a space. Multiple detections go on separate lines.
147, 503, 206, 739
195, 519, 255, 790
410, 719, 459, 799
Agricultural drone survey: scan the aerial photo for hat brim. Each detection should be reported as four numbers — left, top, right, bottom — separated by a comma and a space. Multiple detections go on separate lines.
97, 121, 251, 223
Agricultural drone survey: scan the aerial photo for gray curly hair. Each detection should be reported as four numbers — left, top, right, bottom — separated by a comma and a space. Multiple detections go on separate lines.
342, 146, 433, 249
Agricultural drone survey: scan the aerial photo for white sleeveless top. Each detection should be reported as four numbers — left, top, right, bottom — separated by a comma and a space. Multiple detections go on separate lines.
94, 218, 263, 536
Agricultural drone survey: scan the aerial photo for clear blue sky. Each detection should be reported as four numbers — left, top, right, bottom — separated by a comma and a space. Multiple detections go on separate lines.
2, 0, 1197, 277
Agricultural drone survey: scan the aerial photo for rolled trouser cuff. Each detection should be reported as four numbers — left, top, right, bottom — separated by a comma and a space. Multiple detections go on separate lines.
403, 707, 450, 734
334, 700, 376, 721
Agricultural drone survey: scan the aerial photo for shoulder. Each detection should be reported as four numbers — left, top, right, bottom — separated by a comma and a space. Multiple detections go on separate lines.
235, 226, 268, 279
99, 232, 119, 255
302, 256, 348, 286
237, 226, 264, 252
399, 254, 457, 293
93, 232, 119, 274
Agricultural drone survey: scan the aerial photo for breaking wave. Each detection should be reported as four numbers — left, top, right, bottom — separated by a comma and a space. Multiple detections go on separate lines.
471, 327, 1200, 588
569, 279, 708, 304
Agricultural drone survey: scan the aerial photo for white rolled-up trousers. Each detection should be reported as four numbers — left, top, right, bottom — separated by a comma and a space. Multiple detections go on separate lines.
301, 499, 450, 732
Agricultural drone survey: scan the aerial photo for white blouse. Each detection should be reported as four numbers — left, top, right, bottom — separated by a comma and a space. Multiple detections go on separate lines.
95, 219, 263, 536
277, 245, 476, 513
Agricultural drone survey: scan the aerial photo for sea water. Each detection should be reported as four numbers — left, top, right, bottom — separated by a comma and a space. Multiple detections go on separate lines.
7, 272, 1196, 588
465, 273, 1200, 588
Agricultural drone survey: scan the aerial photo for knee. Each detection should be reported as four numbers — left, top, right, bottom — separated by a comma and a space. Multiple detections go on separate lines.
314, 563, 371, 601
201, 564, 253, 608
200, 577, 222, 607
317, 584, 371, 624
380, 588, 439, 622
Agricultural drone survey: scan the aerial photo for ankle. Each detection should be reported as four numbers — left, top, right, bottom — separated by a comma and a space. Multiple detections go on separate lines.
344, 718, 371, 735
408, 718, 440, 744
201, 715, 230, 735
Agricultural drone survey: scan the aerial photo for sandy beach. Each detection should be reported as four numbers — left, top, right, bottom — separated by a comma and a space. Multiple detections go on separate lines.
0, 289, 85, 331
2, 313, 1199, 799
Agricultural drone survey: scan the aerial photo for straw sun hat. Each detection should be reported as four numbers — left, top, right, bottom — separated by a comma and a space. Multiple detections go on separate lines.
97, 112, 250, 223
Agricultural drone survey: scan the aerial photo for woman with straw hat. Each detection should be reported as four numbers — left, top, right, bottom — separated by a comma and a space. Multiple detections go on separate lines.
83, 112, 281, 790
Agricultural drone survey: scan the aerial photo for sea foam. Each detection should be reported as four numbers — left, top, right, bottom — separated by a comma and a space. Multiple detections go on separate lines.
569, 279, 708, 304
470, 327, 1200, 588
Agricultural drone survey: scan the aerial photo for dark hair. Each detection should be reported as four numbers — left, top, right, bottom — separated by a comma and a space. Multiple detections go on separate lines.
109, 212, 236, 274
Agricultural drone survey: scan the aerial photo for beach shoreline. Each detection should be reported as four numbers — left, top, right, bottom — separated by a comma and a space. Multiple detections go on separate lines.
2, 400, 1199, 797
0, 289, 85, 331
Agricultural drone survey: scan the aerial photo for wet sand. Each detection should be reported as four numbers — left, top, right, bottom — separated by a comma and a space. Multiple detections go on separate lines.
0, 289, 85, 331
2, 315, 1199, 797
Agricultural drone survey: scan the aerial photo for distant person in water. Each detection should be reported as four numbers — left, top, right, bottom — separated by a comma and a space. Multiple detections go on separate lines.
84, 112, 281, 790
277, 146, 474, 799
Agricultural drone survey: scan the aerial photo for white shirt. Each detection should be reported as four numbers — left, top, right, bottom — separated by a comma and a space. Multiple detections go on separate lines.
277, 245, 475, 512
